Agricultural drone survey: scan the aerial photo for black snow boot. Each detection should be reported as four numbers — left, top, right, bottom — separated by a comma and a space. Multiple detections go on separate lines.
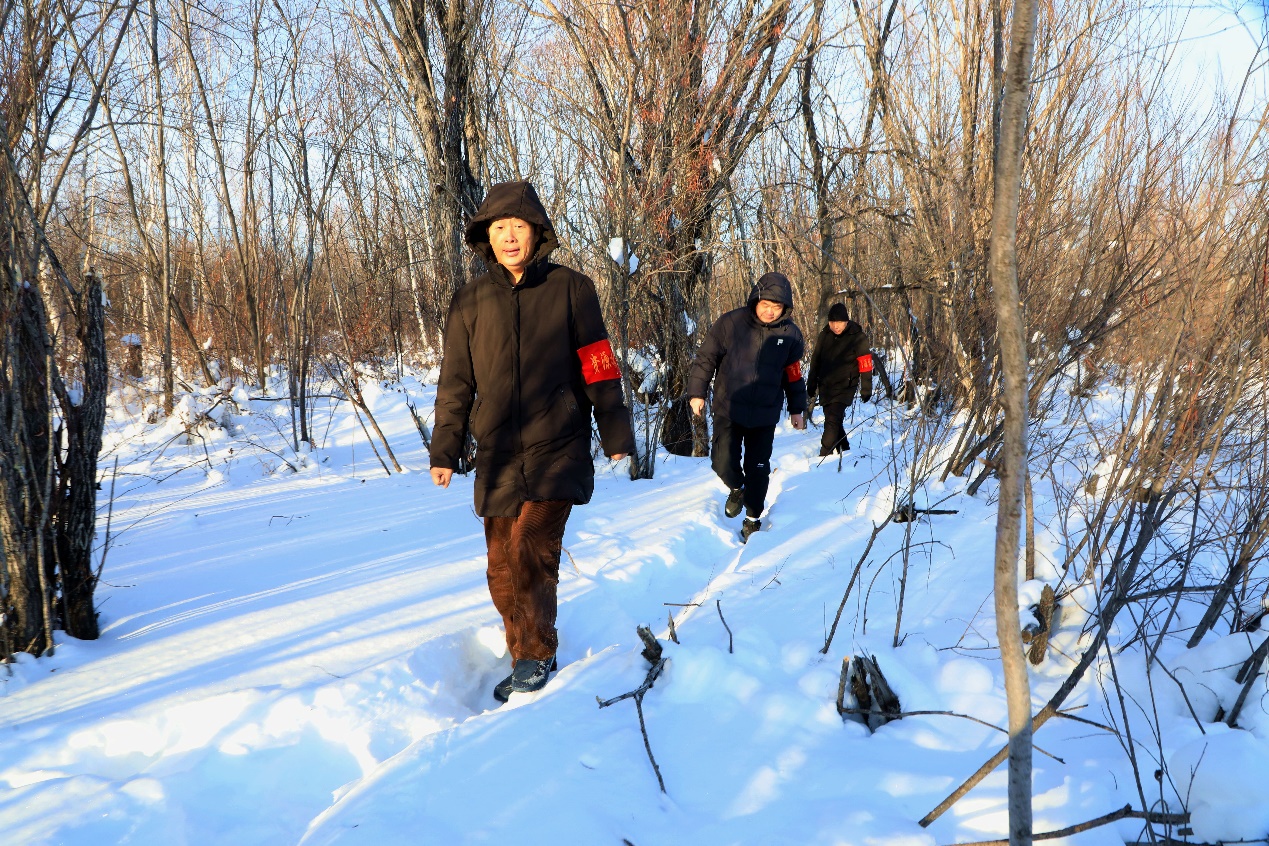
493, 656, 558, 702
724, 488, 745, 518
740, 518, 761, 543
493, 672, 514, 702
515, 656, 559, 697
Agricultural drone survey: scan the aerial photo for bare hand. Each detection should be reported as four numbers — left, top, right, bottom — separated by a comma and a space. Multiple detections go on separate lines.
690, 397, 706, 417
790, 413, 806, 430
431, 467, 453, 488
611, 453, 628, 461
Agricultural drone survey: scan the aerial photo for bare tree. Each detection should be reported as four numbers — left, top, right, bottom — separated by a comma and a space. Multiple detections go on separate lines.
987, 0, 1039, 840
540, 0, 813, 466
1, 0, 134, 658
361, 0, 488, 299
176, 0, 272, 388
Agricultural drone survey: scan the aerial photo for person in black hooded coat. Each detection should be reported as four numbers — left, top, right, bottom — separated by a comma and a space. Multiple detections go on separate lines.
430, 181, 634, 700
806, 302, 873, 456
687, 272, 808, 541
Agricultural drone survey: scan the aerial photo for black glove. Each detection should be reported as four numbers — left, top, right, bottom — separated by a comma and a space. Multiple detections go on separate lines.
861, 391, 872, 403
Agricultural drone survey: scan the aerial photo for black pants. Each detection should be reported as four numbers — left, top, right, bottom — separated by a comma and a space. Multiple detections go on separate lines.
819, 402, 848, 456
711, 417, 775, 518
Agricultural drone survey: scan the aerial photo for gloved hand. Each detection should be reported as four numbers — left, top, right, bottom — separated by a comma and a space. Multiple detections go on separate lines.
861, 391, 872, 403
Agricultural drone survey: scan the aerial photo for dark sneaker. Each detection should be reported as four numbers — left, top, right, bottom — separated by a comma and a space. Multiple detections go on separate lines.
724, 488, 744, 518
509, 655, 557, 696
740, 518, 761, 543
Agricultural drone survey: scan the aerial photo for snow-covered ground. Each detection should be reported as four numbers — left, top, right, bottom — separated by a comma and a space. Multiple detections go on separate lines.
2, 370, 1267, 845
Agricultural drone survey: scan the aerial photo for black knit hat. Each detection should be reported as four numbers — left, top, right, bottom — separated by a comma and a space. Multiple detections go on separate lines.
827, 302, 849, 322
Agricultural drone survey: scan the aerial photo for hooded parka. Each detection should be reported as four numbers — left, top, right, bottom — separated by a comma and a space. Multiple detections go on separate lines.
687, 272, 808, 427
806, 318, 873, 406
430, 181, 634, 518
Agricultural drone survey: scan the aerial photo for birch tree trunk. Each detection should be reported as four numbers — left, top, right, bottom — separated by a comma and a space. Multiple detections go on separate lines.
150, 0, 174, 413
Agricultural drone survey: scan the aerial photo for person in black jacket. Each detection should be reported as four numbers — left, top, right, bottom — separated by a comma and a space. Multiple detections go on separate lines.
806, 302, 873, 456
430, 181, 634, 701
687, 272, 807, 543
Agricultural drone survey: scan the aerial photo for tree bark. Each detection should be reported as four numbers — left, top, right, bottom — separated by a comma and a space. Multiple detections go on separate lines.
377, 0, 486, 298
987, 0, 1040, 841
150, 0, 174, 413
53, 271, 107, 640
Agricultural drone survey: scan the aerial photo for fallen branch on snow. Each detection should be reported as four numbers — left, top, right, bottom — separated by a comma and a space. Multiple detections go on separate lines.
939, 803, 1190, 846
597, 626, 669, 793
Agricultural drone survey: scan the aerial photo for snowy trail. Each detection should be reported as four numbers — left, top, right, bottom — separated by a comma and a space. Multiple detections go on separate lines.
294, 428, 980, 846
0, 407, 994, 845
5, 381, 1266, 845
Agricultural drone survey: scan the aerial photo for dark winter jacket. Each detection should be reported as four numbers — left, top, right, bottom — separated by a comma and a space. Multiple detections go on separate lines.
430, 181, 635, 518
806, 319, 873, 406
686, 272, 808, 428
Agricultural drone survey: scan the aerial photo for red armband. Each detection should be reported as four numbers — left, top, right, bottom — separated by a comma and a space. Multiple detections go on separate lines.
784, 361, 803, 382
857, 353, 874, 373
578, 339, 621, 384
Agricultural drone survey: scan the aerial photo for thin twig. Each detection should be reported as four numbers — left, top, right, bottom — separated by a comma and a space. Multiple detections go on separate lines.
716, 599, 733, 653
634, 693, 666, 793
835, 709, 1066, 762
95, 456, 120, 583
1052, 709, 1118, 734
598, 656, 670, 794
823, 514, 894, 653
1151, 660, 1208, 735
598, 657, 667, 709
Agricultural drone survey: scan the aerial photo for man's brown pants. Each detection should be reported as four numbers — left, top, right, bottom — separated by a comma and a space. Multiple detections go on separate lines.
483, 500, 573, 661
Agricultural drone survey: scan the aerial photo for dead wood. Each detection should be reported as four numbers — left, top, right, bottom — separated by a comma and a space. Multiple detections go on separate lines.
940, 804, 1190, 846
836, 657, 851, 718
839, 654, 901, 732
920, 493, 1176, 828
598, 628, 671, 793
1221, 634, 1269, 728
892, 504, 960, 523
1022, 584, 1056, 665
636, 625, 663, 664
